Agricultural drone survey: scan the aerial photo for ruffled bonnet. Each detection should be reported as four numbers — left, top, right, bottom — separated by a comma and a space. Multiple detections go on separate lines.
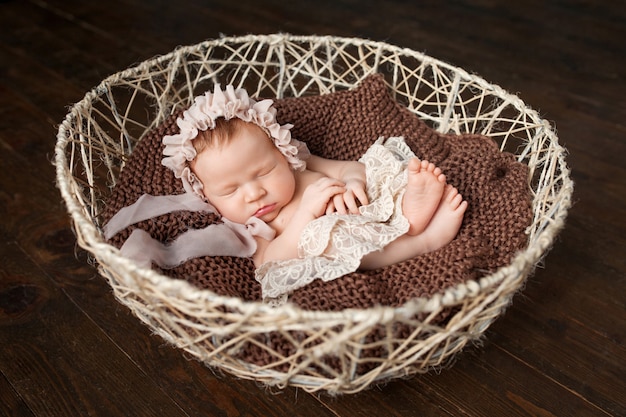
161, 83, 306, 199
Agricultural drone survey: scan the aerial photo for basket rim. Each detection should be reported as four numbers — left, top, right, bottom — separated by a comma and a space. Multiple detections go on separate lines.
54, 32, 573, 323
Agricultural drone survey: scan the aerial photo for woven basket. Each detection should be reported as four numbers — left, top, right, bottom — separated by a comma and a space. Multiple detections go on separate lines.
54, 34, 572, 394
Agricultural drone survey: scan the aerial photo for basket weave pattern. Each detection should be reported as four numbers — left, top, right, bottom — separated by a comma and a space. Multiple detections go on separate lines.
55, 34, 572, 393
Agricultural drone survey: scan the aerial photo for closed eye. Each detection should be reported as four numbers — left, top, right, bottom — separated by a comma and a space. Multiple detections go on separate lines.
216, 186, 237, 197
257, 164, 276, 177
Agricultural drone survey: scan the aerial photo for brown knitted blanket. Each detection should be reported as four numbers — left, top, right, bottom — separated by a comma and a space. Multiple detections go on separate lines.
102, 74, 531, 312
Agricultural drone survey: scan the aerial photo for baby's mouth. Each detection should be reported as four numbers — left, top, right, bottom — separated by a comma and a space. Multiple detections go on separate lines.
254, 203, 276, 218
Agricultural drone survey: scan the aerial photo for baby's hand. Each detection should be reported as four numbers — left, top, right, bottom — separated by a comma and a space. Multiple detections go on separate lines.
300, 177, 346, 219
327, 178, 369, 215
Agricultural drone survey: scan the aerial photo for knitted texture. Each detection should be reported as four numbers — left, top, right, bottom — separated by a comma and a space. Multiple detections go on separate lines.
102, 74, 531, 311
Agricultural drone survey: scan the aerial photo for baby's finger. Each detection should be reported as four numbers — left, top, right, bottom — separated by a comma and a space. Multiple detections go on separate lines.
333, 193, 348, 215
344, 193, 360, 214
354, 187, 369, 207
321, 184, 346, 204
326, 200, 336, 215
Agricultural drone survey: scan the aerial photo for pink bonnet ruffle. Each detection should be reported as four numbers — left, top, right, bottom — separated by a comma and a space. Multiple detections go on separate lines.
161, 84, 306, 199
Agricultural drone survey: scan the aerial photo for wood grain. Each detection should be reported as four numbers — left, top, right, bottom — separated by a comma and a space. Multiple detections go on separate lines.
1, 0, 624, 415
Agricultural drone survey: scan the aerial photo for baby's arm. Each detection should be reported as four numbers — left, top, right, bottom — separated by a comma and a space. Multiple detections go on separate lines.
306, 155, 368, 214
253, 177, 345, 266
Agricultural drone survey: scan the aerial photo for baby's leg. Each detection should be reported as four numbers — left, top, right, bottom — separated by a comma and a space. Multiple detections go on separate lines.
403, 158, 446, 235
360, 184, 467, 270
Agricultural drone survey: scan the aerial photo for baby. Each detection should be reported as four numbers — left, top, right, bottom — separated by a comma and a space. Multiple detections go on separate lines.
160, 84, 467, 304
190, 117, 467, 271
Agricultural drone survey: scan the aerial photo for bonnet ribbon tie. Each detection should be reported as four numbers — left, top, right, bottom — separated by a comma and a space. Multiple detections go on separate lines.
103, 193, 275, 269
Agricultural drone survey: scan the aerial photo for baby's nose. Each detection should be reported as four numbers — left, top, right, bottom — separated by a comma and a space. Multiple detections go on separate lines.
244, 182, 265, 201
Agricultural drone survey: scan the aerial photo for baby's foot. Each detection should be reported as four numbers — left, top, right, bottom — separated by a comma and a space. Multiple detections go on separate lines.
419, 184, 468, 251
403, 158, 447, 235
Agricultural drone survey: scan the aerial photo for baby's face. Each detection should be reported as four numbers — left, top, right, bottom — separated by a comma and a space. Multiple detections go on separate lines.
192, 123, 296, 225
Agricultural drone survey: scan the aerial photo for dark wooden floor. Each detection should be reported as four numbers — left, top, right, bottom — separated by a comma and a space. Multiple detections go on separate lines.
1, 0, 624, 415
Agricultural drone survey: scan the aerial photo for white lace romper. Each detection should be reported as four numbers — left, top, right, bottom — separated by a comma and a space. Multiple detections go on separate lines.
256, 136, 414, 305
